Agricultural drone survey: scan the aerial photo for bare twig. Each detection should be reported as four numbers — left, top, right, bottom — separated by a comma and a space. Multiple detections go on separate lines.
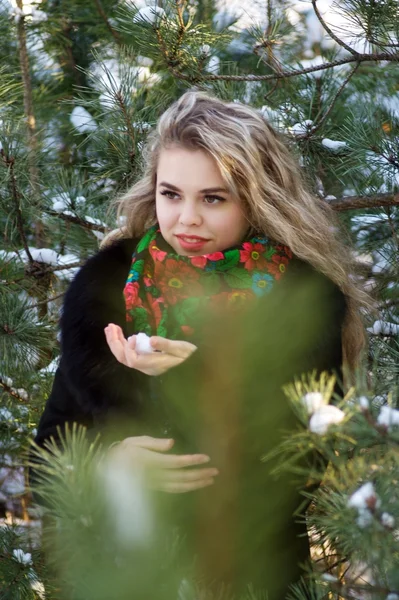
327, 192, 399, 211
4, 261, 82, 287
253, 0, 285, 76
312, 0, 359, 56
166, 51, 398, 82
303, 62, 360, 138
367, 37, 399, 48
15, 0, 42, 246
1, 151, 34, 264
175, 0, 186, 30
93, 0, 121, 43
27, 292, 66, 310
46, 208, 107, 232
114, 90, 136, 159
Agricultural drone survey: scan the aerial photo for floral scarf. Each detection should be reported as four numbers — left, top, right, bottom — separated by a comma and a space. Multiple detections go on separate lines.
124, 224, 293, 341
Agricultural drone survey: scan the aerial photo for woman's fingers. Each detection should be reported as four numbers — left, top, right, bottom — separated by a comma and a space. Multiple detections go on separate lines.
129, 435, 174, 452
104, 324, 127, 363
122, 436, 211, 468
160, 478, 215, 493
160, 467, 219, 483
109, 436, 218, 494
151, 452, 211, 469
150, 336, 197, 359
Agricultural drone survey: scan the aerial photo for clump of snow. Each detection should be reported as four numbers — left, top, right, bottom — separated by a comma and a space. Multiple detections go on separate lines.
133, 121, 152, 131
129, 333, 155, 354
29, 578, 45, 599
200, 44, 211, 57
39, 357, 60, 375
51, 193, 71, 213
30, 8, 48, 23
381, 512, 395, 529
321, 138, 347, 151
358, 396, 369, 411
0, 375, 13, 387
24, 248, 60, 266
259, 105, 286, 129
85, 216, 106, 241
367, 320, 399, 336
13, 549, 32, 565
0, 408, 13, 421
85, 215, 107, 230
309, 404, 345, 435
289, 120, 314, 136
206, 56, 220, 74
301, 392, 325, 414
15, 388, 28, 401
377, 405, 399, 430
56, 253, 80, 281
10, 6, 24, 22
70, 107, 97, 133
348, 482, 380, 528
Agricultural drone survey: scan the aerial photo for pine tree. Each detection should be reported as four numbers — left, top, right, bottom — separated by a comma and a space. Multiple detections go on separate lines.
0, 0, 398, 598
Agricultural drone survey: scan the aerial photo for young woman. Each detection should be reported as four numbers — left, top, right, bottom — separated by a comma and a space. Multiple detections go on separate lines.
31, 90, 372, 598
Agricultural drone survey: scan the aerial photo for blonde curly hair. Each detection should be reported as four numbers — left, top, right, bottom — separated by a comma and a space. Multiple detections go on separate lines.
102, 90, 377, 383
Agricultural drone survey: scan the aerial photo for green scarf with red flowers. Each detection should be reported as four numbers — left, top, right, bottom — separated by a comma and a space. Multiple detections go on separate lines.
124, 224, 293, 341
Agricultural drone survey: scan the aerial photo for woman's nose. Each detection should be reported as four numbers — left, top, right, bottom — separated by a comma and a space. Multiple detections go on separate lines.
179, 201, 202, 225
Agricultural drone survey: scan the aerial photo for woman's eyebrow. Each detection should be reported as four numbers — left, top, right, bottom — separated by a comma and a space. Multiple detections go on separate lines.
158, 181, 229, 194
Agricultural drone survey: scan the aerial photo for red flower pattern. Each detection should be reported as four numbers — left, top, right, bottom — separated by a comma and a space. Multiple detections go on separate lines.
206, 251, 224, 261
239, 242, 269, 271
266, 255, 290, 280
149, 243, 167, 262
147, 294, 163, 328
191, 255, 207, 268
124, 225, 293, 338
124, 282, 143, 311
156, 258, 202, 305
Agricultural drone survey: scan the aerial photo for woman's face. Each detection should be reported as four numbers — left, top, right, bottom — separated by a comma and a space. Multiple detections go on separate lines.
155, 145, 249, 256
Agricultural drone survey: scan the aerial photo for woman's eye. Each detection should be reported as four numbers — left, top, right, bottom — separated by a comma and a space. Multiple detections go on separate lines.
160, 190, 179, 200
204, 196, 225, 205
160, 191, 225, 204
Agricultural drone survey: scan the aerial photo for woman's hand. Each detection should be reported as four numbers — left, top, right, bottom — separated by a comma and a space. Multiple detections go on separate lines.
104, 323, 197, 376
107, 436, 218, 493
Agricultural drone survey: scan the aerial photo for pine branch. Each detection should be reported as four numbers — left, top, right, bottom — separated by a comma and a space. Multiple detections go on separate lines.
175, 0, 187, 30
60, 16, 85, 88
93, 0, 121, 44
0, 375, 31, 406
327, 192, 399, 211
166, 51, 399, 82
46, 208, 107, 232
6, 261, 82, 287
28, 291, 65, 310
302, 62, 360, 139
15, 0, 42, 247
253, 0, 285, 76
114, 91, 136, 156
1, 150, 34, 264
312, 0, 359, 56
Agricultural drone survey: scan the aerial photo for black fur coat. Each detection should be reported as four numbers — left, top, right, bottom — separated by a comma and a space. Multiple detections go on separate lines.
31, 237, 347, 597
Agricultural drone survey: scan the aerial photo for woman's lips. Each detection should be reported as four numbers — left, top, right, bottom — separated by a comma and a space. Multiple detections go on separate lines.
175, 236, 209, 251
